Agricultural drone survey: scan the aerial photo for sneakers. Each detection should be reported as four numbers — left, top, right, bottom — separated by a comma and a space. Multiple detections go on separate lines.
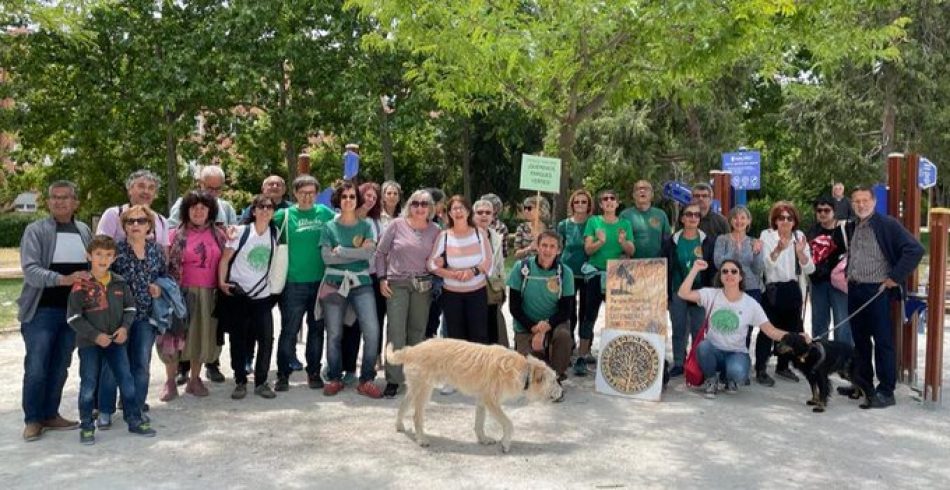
868, 392, 896, 409
356, 381, 383, 399
160, 379, 179, 402
584, 354, 597, 366
307, 373, 325, 390
275, 375, 290, 392
23, 422, 43, 442
205, 364, 226, 383
289, 359, 304, 371
185, 378, 210, 397
668, 366, 684, 378
96, 413, 113, 430
231, 383, 247, 400
255, 383, 277, 399
383, 383, 399, 398
79, 428, 95, 445
724, 380, 738, 394
775, 368, 800, 383
128, 421, 157, 437
703, 378, 718, 399
41, 415, 80, 431
342, 371, 358, 386
573, 357, 588, 376
323, 380, 345, 396
755, 371, 775, 387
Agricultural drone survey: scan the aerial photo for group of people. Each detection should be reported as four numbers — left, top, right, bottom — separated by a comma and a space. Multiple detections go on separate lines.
17, 166, 924, 445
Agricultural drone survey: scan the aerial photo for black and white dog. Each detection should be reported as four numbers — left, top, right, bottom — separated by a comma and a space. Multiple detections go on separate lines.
776, 334, 874, 412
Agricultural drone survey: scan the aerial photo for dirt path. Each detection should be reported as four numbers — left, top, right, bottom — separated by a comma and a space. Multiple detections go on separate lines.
2, 309, 949, 489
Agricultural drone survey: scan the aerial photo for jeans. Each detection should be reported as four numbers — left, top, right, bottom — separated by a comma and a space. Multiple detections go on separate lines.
442, 288, 489, 344
344, 274, 389, 370
21, 307, 76, 424
850, 283, 895, 397
385, 280, 432, 384
670, 294, 705, 367
99, 318, 154, 416
277, 281, 324, 378
324, 285, 380, 383
810, 280, 852, 345
78, 343, 142, 427
226, 296, 275, 386
697, 339, 750, 383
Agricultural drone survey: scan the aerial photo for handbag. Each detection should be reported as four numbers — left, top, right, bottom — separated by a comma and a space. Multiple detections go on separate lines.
486, 276, 507, 305
685, 293, 716, 388
831, 222, 849, 293
269, 209, 290, 294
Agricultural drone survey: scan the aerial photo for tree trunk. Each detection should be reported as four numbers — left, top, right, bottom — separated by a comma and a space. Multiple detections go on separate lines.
379, 97, 395, 182
164, 108, 178, 215
556, 121, 577, 221
881, 63, 897, 161
461, 117, 472, 200
279, 60, 298, 184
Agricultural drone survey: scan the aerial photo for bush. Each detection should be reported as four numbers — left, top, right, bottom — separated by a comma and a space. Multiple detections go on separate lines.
0, 213, 42, 247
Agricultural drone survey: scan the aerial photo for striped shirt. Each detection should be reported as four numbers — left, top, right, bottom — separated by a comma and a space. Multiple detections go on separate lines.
428, 228, 493, 292
848, 218, 890, 283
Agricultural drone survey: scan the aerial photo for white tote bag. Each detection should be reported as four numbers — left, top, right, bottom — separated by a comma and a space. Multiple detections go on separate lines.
269, 209, 290, 294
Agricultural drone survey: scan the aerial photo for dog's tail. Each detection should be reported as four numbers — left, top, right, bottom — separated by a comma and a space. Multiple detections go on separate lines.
386, 343, 405, 365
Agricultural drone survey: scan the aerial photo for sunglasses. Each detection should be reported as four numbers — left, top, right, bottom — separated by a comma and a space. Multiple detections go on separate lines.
523, 206, 534, 211
123, 217, 149, 226
410, 200, 429, 208
720, 268, 740, 275
601, 195, 617, 201
475, 210, 493, 216
341, 194, 358, 200
682, 211, 701, 218
256, 204, 275, 210
816, 208, 833, 214
572, 200, 589, 205
775, 215, 794, 222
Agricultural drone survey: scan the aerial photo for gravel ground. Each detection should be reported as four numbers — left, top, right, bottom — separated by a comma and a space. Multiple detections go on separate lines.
1, 307, 949, 489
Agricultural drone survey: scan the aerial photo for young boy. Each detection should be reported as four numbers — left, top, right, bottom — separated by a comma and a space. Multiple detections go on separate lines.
67, 235, 156, 444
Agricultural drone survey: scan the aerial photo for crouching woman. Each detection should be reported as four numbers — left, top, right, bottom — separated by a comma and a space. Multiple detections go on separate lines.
677, 258, 799, 398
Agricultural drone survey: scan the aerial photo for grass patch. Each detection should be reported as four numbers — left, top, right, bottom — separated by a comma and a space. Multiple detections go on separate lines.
0, 278, 22, 330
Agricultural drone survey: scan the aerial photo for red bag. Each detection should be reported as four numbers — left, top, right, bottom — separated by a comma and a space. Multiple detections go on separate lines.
685, 294, 716, 387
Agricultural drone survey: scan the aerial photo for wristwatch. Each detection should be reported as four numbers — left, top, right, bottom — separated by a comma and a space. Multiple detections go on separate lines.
472, 267, 480, 275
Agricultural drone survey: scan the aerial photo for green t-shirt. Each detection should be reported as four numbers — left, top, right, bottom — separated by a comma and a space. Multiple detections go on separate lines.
506, 259, 576, 333
274, 204, 335, 283
673, 234, 704, 290
320, 218, 374, 287
583, 215, 634, 270
557, 218, 588, 276
620, 206, 671, 259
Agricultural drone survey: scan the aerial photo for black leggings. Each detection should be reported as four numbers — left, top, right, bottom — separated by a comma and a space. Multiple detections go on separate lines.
755, 282, 803, 373
442, 288, 489, 344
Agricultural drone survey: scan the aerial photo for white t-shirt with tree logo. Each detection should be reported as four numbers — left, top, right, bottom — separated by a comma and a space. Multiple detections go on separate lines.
226, 225, 274, 299
698, 288, 770, 353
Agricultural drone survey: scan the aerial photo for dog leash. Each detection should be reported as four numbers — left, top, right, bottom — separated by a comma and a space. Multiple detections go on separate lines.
814, 285, 887, 341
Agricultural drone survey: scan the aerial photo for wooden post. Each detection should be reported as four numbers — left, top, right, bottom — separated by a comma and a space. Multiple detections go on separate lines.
899, 153, 922, 382
710, 171, 732, 216
886, 153, 905, 376
297, 153, 311, 177
923, 208, 949, 405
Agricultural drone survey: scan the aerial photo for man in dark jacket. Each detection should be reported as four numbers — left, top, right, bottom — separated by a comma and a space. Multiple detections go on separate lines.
838, 186, 924, 409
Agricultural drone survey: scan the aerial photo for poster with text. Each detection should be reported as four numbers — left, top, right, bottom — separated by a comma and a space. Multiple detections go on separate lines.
605, 258, 668, 335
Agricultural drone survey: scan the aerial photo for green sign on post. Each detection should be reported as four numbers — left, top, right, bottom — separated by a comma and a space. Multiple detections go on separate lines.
519, 154, 562, 194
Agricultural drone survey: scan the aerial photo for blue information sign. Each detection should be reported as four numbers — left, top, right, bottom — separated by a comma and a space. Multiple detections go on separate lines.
722, 151, 761, 190
919, 157, 937, 189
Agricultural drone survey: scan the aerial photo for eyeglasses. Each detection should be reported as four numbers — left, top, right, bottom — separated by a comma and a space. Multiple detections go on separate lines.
475, 210, 493, 216
682, 211, 701, 218
815, 208, 833, 214
341, 194, 357, 200
523, 206, 534, 211
572, 200, 589, 205
692, 193, 711, 200
123, 217, 149, 226
720, 268, 740, 275
256, 204, 275, 210
776, 215, 794, 222
297, 191, 316, 197
410, 201, 429, 208
601, 195, 617, 202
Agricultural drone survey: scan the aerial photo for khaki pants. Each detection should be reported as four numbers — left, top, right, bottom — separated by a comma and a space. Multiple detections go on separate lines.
514, 322, 572, 376
385, 280, 432, 384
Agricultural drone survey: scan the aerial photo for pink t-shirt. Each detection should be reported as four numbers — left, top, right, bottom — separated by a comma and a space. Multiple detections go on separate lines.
171, 227, 222, 288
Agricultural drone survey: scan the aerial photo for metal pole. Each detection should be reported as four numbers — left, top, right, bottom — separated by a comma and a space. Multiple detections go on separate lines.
923, 208, 949, 405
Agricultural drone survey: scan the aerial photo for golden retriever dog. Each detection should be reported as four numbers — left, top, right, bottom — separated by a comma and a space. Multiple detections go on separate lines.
387, 338, 563, 453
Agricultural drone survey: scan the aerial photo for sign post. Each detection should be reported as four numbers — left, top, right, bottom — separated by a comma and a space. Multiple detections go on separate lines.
722, 150, 761, 206
919, 157, 938, 189
519, 154, 561, 194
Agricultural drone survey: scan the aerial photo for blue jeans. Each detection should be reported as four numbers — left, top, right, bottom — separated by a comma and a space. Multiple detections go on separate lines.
697, 339, 750, 383
98, 318, 154, 415
278, 281, 324, 378
850, 283, 895, 397
78, 343, 142, 428
810, 280, 852, 345
670, 294, 705, 367
21, 307, 76, 424
323, 285, 379, 383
